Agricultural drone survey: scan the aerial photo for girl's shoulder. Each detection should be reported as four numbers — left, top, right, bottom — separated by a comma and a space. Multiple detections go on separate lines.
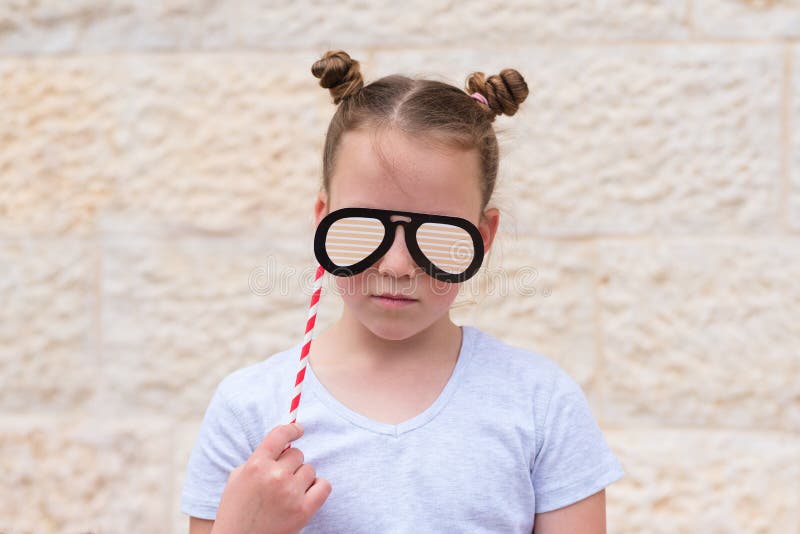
220, 344, 298, 387
212, 343, 303, 420
472, 326, 560, 373
468, 324, 566, 381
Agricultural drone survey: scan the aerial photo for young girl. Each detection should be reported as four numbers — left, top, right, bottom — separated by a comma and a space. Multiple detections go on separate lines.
180, 50, 625, 534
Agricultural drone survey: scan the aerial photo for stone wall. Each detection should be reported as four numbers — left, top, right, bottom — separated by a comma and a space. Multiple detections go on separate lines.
1, 1, 798, 532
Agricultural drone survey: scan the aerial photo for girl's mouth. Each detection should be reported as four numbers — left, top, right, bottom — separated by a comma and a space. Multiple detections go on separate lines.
372, 294, 417, 308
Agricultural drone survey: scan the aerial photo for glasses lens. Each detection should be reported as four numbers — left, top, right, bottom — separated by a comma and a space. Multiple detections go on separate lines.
416, 222, 475, 275
325, 217, 385, 267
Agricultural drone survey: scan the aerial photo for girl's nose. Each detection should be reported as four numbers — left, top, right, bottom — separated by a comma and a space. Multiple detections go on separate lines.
376, 223, 419, 279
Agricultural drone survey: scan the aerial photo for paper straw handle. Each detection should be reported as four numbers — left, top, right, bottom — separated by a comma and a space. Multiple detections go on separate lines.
285, 264, 325, 449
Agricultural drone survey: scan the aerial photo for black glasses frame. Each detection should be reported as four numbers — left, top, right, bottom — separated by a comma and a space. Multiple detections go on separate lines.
314, 207, 485, 283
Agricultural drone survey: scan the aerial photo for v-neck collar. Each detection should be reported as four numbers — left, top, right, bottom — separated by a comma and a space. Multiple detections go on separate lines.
302, 325, 477, 438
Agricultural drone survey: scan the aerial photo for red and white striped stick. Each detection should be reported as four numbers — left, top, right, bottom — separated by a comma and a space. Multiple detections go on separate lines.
285, 264, 325, 448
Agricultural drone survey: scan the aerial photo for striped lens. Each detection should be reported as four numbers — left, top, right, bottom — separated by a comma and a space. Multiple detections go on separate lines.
324, 216, 385, 267
416, 222, 475, 275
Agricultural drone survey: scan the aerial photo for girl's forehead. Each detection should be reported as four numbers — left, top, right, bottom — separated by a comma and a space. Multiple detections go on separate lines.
330, 130, 483, 216
329, 174, 481, 219
360, 132, 475, 178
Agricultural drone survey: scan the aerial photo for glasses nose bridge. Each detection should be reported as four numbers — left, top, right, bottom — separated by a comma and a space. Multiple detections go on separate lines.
377, 218, 421, 278
386, 218, 412, 244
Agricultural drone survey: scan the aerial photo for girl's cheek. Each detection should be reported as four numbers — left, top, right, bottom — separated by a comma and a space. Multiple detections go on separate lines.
332, 273, 370, 301
424, 276, 460, 300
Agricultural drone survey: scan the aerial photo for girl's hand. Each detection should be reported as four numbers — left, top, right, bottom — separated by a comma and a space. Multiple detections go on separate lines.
212, 423, 332, 534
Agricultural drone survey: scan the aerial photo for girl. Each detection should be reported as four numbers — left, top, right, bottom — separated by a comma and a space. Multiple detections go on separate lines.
181, 50, 624, 534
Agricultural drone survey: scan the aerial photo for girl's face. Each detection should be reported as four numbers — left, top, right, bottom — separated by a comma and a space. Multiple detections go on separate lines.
314, 127, 499, 341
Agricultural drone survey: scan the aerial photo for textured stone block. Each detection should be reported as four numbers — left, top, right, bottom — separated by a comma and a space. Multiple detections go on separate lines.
372, 46, 782, 236
0, 415, 172, 533
0, 58, 121, 236
231, 0, 690, 48
0, 1, 232, 53
605, 429, 800, 533
0, 1, 689, 54
596, 239, 800, 431
100, 52, 340, 236
694, 0, 800, 38
0, 240, 98, 411
790, 45, 800, 231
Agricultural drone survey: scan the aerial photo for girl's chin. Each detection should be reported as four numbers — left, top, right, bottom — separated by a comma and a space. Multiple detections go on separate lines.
357, 318, 423, 341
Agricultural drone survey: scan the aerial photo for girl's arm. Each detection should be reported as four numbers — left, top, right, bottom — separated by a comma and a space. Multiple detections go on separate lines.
533, 489, 606, 534
189, 517, 214, 534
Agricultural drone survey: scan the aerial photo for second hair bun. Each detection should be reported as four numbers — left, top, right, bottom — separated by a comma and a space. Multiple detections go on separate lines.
466, 69, 529, 118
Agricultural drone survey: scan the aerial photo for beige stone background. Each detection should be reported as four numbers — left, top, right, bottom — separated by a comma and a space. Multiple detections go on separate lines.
1, 1, 799, 533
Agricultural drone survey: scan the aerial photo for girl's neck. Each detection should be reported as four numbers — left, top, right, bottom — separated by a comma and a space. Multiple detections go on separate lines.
314, 311, 462, 371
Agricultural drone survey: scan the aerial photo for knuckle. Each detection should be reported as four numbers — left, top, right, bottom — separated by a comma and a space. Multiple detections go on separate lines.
243, 458, 261, 476
267, 466, 290, 484
248, 455, 264, 469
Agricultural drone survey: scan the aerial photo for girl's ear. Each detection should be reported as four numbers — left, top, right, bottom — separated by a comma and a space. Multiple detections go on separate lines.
314, 190, 329, 227
479, 207, 500, 254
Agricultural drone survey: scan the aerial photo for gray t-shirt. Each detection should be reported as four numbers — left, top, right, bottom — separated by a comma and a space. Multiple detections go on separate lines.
180, 325, 624, 532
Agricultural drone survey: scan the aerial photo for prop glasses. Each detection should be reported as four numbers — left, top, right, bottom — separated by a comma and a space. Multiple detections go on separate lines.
314, 207, 485, 283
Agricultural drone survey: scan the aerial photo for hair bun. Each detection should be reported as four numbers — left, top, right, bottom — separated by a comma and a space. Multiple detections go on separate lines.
312, 50, 364, 105
465, 68, 529, 119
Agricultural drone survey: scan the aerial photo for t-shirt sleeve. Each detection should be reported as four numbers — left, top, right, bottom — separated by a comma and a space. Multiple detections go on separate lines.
180, 382, 255, 520
531, 366, 625, 514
